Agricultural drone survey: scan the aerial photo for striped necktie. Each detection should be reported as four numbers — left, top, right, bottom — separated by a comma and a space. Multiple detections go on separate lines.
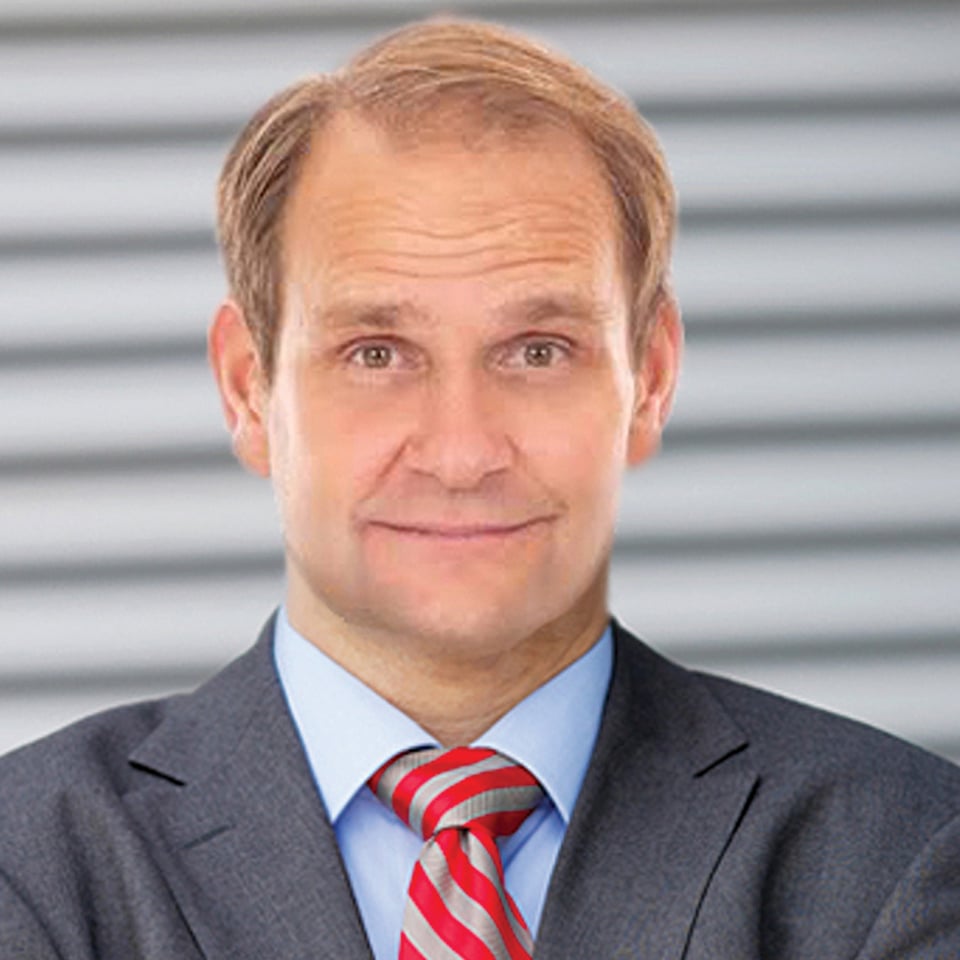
369, 746, 544, 959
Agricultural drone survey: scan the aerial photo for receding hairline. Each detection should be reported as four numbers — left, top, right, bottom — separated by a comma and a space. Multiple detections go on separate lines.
216, 16, 676, 376
278, 102, 643, 316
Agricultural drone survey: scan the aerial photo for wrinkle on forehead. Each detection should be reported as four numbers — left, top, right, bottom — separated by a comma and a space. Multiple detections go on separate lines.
282, 111, 624, 300
311, 214, 606, 285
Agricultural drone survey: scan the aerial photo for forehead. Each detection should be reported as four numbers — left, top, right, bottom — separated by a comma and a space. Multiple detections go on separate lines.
280, 112, 623, 295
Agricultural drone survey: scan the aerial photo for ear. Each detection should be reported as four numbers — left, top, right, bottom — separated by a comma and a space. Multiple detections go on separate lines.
208, 300, 271, 477
626, 295, 683, 467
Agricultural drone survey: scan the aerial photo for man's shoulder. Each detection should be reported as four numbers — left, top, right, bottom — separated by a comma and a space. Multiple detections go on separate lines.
698, 666, 960, 796
613, 623, 960, 822
0, 623, 275, 848
0, 694, 185, 877
0, 693, 187, 939
688, 660, 960, 878
0, 694, 176, 797
605, 626, 960, 951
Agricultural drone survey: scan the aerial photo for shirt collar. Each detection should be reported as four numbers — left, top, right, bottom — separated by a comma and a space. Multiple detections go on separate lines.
273, 608, 613, 826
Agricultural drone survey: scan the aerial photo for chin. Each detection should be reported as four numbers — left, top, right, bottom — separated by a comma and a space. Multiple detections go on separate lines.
396, 604, 524, 649
368, 589, 547, 657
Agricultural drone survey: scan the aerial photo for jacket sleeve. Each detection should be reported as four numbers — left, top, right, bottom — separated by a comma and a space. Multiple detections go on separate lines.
855, 811, 960, 958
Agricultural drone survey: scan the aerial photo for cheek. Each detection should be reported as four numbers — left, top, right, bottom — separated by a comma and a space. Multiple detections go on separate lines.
519, 384, 631, 496
542, 369, 633, 451
274, 385, 410, 511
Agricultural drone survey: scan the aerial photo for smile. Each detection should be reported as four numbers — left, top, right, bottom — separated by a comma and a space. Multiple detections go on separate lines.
366, 518, 553, 541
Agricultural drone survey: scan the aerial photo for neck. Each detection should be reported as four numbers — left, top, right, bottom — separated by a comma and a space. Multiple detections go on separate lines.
285, 595, 609, 746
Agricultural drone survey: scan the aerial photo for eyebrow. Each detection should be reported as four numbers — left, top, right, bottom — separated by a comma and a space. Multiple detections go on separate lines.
315, 291, 607, 333
496, 292, 607, 326
316, 300, 419, 332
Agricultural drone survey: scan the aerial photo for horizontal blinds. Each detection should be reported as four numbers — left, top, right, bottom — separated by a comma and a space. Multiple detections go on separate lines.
1, 0, 958, 758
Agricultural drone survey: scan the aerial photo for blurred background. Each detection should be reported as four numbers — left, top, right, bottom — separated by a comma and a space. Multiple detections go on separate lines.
1, 0, 958, 757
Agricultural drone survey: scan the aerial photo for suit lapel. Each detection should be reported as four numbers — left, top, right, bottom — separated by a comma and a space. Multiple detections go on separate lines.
536, 623, 758, 959
124, 619, 374, 960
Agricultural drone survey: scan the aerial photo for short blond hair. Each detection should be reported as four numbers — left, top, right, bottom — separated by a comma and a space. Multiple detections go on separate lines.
216, 17, 676, 376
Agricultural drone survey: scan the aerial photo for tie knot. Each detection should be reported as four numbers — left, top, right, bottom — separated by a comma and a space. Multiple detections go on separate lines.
369, 746, 544, 841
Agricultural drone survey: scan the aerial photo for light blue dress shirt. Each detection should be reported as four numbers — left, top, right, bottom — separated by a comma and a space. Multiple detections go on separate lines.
273, 608, 613, 960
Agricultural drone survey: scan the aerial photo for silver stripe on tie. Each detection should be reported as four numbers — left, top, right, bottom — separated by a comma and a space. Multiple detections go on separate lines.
402, 895, 465, 960
420, 837, 512, 960
374, 747, 443, 807
467, 831, 535, 952
407, 753, 510, 837
434, 782, 544, 833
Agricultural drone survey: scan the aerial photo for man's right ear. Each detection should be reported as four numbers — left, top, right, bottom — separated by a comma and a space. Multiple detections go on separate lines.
208, 300, 271, 477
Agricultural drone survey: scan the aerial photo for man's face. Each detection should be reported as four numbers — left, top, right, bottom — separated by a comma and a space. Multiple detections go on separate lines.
219, 114, 678, 660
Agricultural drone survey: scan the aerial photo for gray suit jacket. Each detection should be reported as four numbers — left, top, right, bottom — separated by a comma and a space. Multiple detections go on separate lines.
2, 618, 960, 958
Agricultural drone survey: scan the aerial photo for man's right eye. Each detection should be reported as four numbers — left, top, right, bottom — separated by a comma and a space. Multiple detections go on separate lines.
347, 343, 396, 368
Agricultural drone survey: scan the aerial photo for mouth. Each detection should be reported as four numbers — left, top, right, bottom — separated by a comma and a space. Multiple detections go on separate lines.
366, 517, 553, 541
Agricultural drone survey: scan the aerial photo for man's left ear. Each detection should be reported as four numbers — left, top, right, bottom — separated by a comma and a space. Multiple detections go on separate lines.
626, 295, 683, 466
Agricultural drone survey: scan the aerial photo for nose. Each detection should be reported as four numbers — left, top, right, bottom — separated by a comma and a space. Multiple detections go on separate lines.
403, 367, 513, 490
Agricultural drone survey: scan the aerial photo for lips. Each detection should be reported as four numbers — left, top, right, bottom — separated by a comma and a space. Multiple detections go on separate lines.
366, 517, 552, 539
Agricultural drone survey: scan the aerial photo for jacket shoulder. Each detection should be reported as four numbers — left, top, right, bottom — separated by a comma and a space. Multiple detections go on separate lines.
0, 695, 181, 830
611, 626, 960, 953
0, 617, 276, 810
698, 666, 960, 797
613, 621, 960, 800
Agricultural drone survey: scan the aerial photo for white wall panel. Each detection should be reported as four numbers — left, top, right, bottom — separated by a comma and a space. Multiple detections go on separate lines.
528, 7, 960, 102
0, 143, 223, 238
0, 0, 823, 19
2, 470, 278, 565
0, 32, 371, 130
610, 548, 960, 650
618, 441, 960, 539
1, 251, 222, 349
674, 223, 960, 317
675, 328, 960, 427
4, 114, 957, 241
0, 363, 224, 456
1, 1, 958, 762
661, 113, 960, 209
2, 578, 280, 675
3, 7, 959, 130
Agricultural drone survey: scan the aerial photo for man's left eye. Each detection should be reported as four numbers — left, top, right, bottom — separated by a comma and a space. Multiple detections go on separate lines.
512, 340, 568, 368
523, 342, 556, 366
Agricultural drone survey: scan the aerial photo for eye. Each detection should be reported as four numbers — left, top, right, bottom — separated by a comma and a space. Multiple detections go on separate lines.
346, 342, 399, 369
501, 337, 572, 369
523, 341, 559, 367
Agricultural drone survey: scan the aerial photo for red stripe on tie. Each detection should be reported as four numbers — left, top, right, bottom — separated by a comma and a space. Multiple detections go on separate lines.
369, 747, 541, 959
409, 861, 496, 960
457, 804, 536, 840
438, 829, 532, 959
420, 764, 538, 837
389, 748, 496, 830
473, 830, 534, 960
398, 932, 428, 960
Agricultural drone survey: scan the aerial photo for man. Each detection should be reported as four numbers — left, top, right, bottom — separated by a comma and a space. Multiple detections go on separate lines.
2, 17, 959, 960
